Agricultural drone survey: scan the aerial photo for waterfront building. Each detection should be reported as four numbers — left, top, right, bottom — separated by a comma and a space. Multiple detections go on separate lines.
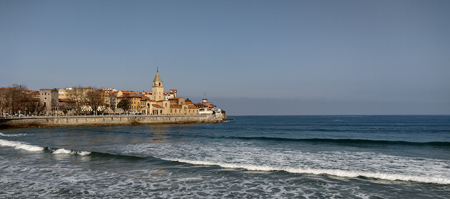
137, 70, 199, 115
164, 89, 177, 100
58, 87, 94, 103
117, 93, 149, 113
152, 70, 164, 101
39, 89, 58, 115
2, 71, 219, 116
58, 89, 68, 99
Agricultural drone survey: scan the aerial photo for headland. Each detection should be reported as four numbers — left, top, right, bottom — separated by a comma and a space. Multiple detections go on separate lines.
1, 70, 228, 129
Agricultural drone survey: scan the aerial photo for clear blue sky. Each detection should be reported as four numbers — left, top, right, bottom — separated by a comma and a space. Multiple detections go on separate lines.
1, 0, 449, 115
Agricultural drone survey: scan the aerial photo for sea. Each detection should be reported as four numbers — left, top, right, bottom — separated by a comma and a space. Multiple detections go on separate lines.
1, 115, 449, 198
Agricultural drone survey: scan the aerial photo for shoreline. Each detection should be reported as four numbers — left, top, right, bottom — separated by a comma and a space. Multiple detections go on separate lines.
0, 115, 224, 130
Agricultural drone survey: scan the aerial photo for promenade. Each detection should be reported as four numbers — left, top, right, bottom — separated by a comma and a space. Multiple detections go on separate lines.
0, 114, 222, 129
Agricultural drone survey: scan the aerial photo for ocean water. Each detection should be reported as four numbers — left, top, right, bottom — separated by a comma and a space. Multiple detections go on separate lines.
1, 115, 449, 198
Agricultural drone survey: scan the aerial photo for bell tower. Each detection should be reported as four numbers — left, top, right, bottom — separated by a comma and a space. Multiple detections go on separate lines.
152, 68, 164, 101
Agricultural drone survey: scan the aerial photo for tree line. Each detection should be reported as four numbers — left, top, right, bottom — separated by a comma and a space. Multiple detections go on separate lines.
1, 84, 115, 116
0, 84, 41, 116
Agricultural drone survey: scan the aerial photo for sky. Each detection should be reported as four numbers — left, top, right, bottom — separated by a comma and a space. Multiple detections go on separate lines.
1, 0, 449, 115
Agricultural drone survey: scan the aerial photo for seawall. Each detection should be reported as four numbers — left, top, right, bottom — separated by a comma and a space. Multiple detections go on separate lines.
0, 115, 222, 129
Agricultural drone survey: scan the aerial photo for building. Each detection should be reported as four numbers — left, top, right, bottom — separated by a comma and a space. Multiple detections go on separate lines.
117, 93, 149, 113
40, 89, 58, 115
28, 70, 221, 116
152, 70, 164, 101
164, 89, 177, 100
134, 70, 199, 115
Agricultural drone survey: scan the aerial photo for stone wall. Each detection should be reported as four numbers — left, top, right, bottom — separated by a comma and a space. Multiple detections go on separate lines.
0, 115, 222, 129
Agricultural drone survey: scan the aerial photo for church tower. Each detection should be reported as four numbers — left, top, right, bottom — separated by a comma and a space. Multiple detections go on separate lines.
152, 69, 164, 101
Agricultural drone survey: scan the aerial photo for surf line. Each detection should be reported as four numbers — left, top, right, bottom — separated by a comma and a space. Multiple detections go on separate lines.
0, 139, 91, 156
0, 139, 44, 152
164, 158, 450, 185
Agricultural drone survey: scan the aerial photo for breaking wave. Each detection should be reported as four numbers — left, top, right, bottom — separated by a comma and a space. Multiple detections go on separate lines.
165, 158, 450, 185
0, 132, 28, 137
45, 147, 91, 156
121, 141, 450, 186
0, 138, 148, 161
0, 139, 89, 155
225, 136, 450, 147
0, 139, 44, 152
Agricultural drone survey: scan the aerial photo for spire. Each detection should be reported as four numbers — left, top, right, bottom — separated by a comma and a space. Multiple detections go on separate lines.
152, 68, 164, 100
153, 68, 163, 87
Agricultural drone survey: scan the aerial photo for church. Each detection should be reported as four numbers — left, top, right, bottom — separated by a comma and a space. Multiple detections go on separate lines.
140, 70, 200, 115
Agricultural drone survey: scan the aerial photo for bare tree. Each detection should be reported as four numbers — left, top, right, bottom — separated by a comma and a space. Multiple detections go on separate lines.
0, 88, 8, 115
67, 85, 91, 115
117, 97, 131, 113
86, 88, 105, 115
0, 84, 40, 116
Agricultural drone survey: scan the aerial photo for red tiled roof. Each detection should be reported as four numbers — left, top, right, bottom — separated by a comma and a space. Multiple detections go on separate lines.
152, 104, 163, 108
118, 93, 144, 98
188, 105, 198, 109
195, 103, 208, 107
59, 98, 76, 102
170, 105, 181, 109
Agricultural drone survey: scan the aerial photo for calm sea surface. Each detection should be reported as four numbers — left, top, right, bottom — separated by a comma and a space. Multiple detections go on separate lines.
1, 115, 450, 198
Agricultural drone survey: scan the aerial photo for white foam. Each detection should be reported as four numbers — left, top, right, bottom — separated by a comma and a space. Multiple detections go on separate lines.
0, 139, 44, 152
77, 151, 91, 156
122, 141, 450, 185
52, 148, 75, 154
0, 132, 27, 137
51, 148, 91, 156
165, 158, 450, 184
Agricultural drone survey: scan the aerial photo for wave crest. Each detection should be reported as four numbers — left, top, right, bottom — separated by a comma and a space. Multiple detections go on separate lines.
166, 158, 450, 185
0, 132, 28, 137
0, 139, 90, 155
46, 147, 91, 156
0, 139, 44, 152
227, 136, 450, 147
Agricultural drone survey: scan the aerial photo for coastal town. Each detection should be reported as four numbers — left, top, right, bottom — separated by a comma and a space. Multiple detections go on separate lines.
0, 70, 225, 119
